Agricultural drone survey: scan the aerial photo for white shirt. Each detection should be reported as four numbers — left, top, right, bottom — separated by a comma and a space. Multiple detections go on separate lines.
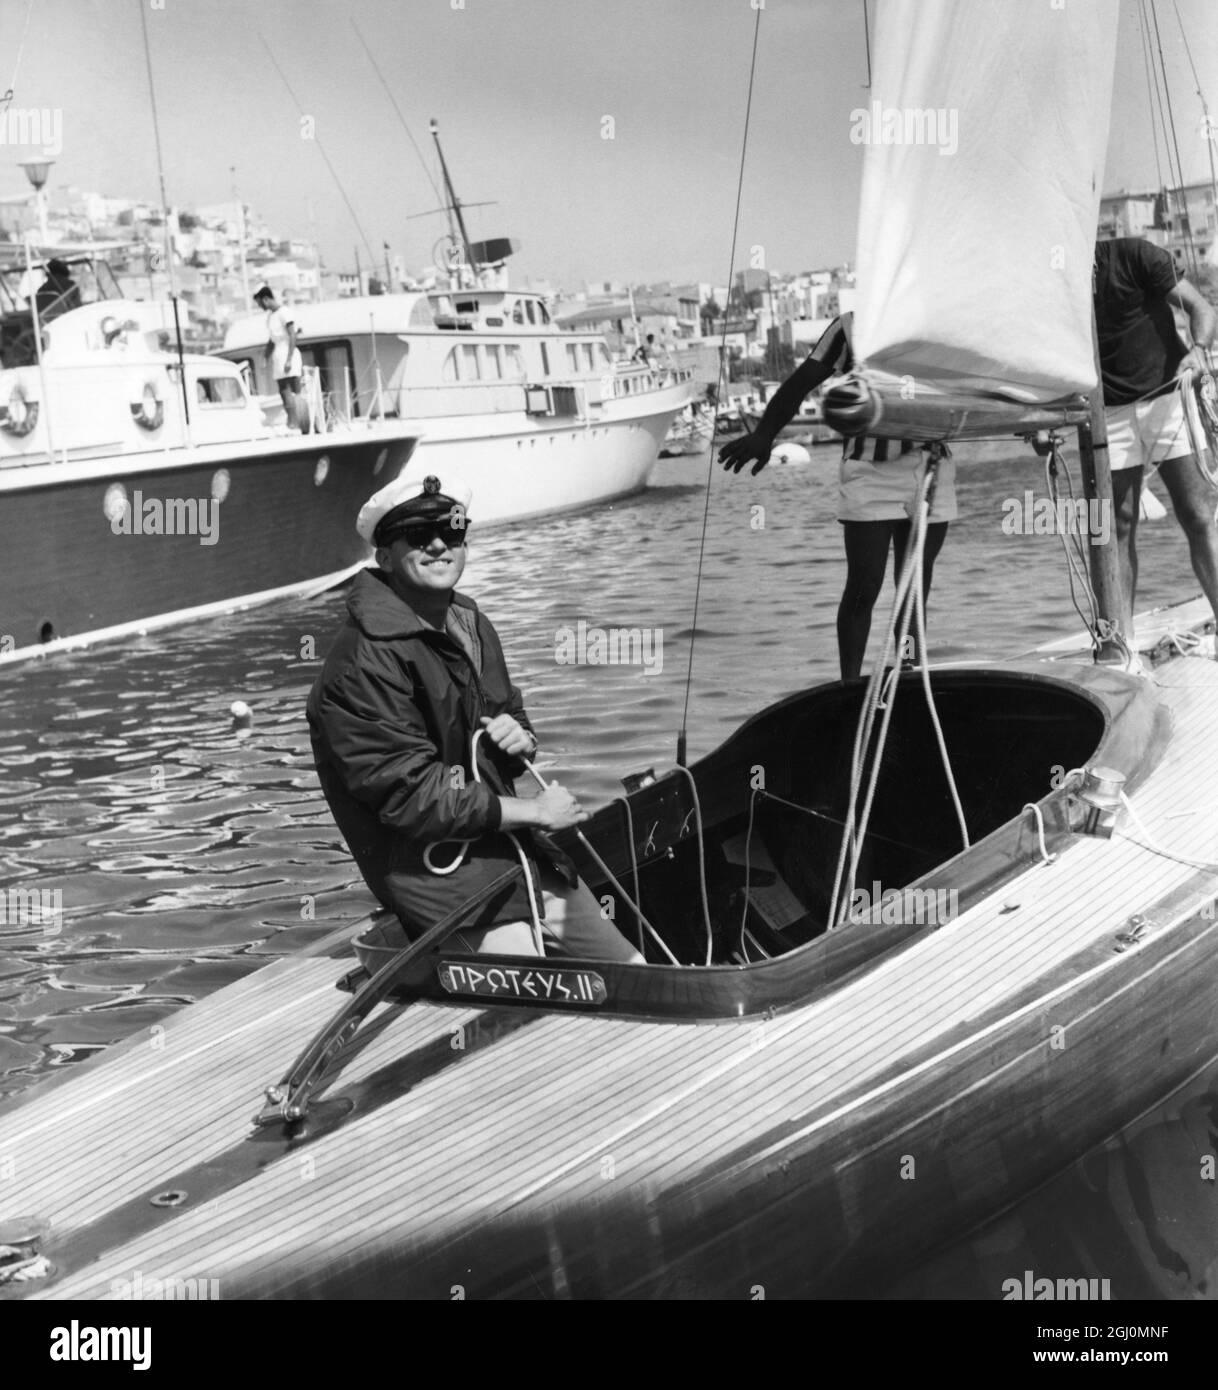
267, 307, 301, 379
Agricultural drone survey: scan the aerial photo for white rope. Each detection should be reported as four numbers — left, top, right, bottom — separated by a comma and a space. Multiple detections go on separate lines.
1116, 790, 1218, 873
843, 482, 935, 910
517, 757, 679, 966
1178, 367, 1218, 522
828, 461, 934, 928
423, 728, 545, 954
670, 764, 715, 965
2, 0, 36, 110
1044, 444, 1101, 644
612, 793, 646, 955
912, 515, 970, 851
827, 450, 974, 929
1020, 802, 1057, 864
739, 785, 761, 950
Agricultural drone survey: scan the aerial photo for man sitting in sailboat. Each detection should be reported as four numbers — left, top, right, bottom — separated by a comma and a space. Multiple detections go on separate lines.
719, 312, 956, 679
307, 472, 644, 963
1093, 237, 1218, 639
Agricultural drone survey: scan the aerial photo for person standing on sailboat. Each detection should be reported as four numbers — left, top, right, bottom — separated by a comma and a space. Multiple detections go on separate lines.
719, 312, 956, 679
307, 472, 645, 964
1093, 238, 1218, 636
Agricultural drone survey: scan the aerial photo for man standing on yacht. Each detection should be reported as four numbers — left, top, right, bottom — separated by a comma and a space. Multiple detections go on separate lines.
254, 284, 304, 431
1092, 237, 1218, 636
307, 472, 645, 963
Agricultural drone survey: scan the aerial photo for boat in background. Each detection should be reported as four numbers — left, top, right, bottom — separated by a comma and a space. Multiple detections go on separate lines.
220, 118, 692, 524
220, 280, 695, 525
743, 394, 838, 444
659, 402, 714, 456
0, 245, 419, 666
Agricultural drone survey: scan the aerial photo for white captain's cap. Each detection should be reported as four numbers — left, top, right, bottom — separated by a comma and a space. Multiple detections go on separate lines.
356, 472, 473, 545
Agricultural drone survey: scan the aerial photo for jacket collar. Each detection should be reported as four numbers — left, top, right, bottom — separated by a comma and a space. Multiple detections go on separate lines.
346, 567, 478, 640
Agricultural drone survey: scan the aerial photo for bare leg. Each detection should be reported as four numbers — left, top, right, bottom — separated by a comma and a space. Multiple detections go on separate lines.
1110, 467, 1142, 635
277, 381, 299, 430
1157, 453, 1218, 624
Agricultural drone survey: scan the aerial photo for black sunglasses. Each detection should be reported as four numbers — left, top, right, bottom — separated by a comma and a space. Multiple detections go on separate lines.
388, 522, 469, 550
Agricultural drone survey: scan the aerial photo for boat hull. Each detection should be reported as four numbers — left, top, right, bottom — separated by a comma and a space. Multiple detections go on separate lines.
6, 649, 1218, 1301
405, 391, 686, 524
0, 431, 416, 661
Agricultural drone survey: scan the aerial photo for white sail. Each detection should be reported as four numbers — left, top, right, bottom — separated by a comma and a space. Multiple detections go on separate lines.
851, 0, 1119, 403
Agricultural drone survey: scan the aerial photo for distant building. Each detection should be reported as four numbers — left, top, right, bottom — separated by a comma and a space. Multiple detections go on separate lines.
553, 296, 678, 354
1100, 181, 1218, 267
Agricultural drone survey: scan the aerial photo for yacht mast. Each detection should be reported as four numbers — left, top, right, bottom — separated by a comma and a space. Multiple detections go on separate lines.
137, 0, 190, 434
429, 119, 476, 282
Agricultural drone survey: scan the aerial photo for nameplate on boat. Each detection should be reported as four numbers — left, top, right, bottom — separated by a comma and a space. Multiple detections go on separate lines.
437, 960, 607, 1006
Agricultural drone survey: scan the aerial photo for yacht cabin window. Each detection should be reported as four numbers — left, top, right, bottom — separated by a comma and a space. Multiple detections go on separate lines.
194, 375, 245, 405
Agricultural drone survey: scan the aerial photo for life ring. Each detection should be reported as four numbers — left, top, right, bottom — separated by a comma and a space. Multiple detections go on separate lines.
0, 378, 39, 437
130, 377, 165, 431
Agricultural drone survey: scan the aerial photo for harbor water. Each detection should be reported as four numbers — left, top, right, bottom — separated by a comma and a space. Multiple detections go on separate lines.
1, 442, 1213, 1296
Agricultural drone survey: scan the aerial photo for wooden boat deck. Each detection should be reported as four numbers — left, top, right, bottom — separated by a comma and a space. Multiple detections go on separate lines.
5, 635, 1218, 1298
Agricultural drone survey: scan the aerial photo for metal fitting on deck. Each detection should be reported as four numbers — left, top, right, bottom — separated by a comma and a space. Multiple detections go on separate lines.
1067, 765, 1125, 839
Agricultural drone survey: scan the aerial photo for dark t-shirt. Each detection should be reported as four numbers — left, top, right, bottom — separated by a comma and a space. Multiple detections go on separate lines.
1093, 238, 1185, 406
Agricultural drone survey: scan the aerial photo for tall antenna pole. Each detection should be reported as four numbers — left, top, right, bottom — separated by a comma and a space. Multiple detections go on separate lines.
429, 119, 475, 282
231, 166, 251, 306
137, 0, 190, 433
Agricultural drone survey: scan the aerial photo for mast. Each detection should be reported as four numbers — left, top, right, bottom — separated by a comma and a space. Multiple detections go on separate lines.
429, 119, 475, 282
1078, 312, 1126, 660
231, 167, 251, 307
137, 0, 190, 436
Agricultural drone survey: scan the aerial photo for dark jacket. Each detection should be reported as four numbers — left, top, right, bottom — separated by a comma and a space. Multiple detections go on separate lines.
307, 568, 570, 936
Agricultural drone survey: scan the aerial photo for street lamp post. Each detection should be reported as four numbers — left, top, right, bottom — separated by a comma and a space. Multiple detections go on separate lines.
18, 156, 55, 244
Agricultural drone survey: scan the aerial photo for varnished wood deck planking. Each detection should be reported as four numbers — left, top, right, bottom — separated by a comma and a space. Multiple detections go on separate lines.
6, 651, 1218, 1297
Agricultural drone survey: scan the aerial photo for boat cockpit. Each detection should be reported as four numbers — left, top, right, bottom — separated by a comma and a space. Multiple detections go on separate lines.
257, 663, 1148, 1132
344, 667, 1139, 1023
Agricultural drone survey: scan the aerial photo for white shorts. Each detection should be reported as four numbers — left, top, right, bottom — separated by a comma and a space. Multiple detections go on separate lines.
1106, 389, 1190, 472
453, 869, 643, 962
838, 450, 957, 523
